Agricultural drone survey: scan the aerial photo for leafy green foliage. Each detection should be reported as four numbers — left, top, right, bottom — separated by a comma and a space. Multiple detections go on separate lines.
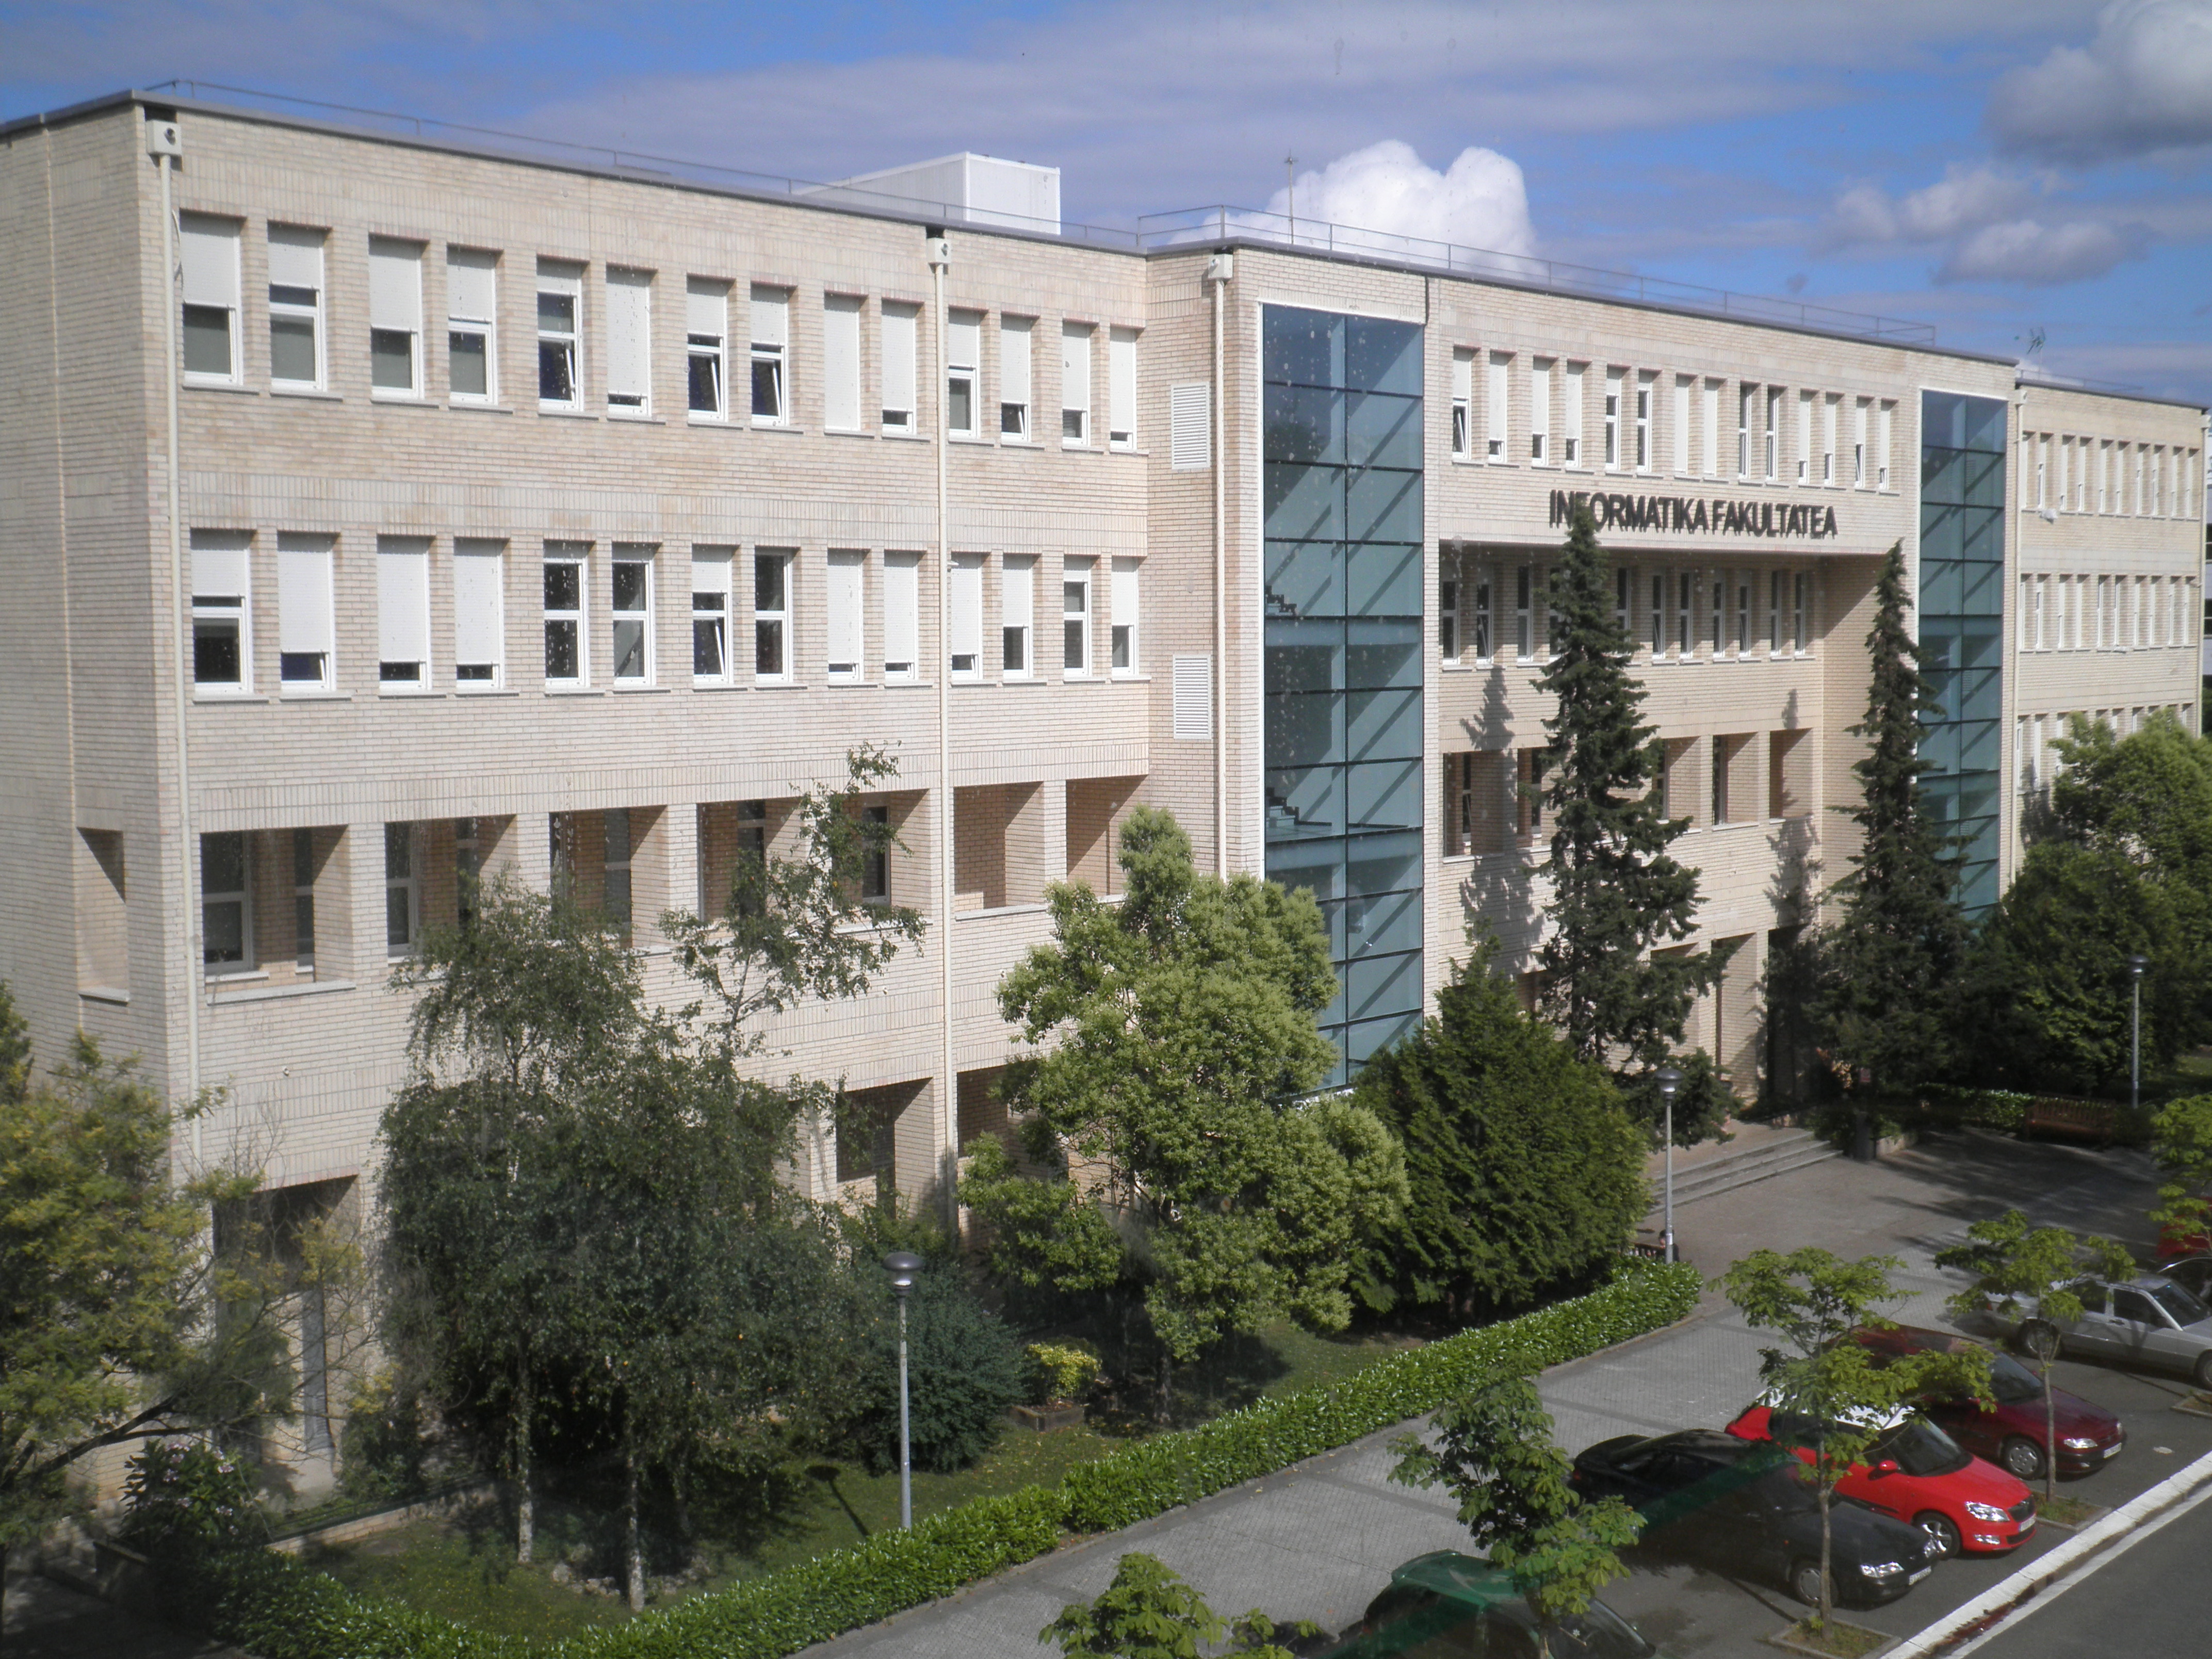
840, 1258, 1028, 1474
1040, 1552, 1312, 1658
338, 1368, 434, 1502
2149, 1094, 2212, 1255
0, 979, 28, 1104
1534, 502, 1717, 1095
969, 807, 1407, 1402
1353, 938, 1645, 1320
1390, 1374, 1640, 1646
1028, 1343, 1103, 1406
120, 1439, 270, 1557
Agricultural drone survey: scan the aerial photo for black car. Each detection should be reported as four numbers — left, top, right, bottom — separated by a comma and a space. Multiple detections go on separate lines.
1570, 1429, 1938, 1608
1319, 1552, 1654, 1657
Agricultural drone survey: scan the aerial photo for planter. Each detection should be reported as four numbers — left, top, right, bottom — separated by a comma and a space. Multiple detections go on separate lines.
2030, 1493, 2109, 1532
2171, 1390, 2212, 1421
1765, 1617, 1895, 1657
1009, 1402, 1087, 1432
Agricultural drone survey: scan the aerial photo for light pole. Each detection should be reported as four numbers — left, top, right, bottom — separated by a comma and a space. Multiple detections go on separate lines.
883, 1250, 923, 1529
2129, 955, 2149, 1114
1656, 1065, 1683, 1264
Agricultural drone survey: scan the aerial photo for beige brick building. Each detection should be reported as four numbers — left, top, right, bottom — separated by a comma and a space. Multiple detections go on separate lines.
2, 92, 2204, 1314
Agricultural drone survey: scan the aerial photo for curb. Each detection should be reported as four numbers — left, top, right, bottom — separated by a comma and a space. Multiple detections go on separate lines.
1884, 1445, 2212, 1657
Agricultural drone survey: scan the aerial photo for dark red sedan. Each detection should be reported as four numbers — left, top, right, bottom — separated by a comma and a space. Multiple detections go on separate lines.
1854, 1324, 2125, 1481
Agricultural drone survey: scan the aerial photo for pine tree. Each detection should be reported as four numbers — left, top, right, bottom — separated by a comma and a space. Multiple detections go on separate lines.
1814, 541, 1970, 1087
1535, 501, 1717, 1092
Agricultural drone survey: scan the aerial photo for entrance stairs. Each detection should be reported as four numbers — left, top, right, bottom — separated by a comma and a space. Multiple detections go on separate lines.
1647, 1120, 1842, 1212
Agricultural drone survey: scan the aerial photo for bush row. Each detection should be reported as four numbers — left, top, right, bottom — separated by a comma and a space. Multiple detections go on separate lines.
156, 1259, 1700, 1659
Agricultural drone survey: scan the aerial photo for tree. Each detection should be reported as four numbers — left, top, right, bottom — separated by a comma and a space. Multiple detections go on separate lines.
1808, 543, 1970, 1090
2149, 1093, 2212, 1260
1534, 501, 1719, 1103
0, 979, 28, 1104
1352, 933, 1645, 1322
964, 807, 1407, 1416
1039, 1552, 1313, 1659
1936, 1211, 2135, 1505
1389, 1373, 1642, 1657
1719, 1248, 1990, 1628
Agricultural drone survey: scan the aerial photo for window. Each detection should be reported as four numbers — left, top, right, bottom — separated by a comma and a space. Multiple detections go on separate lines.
605, 267, 653, 415
951, 551, 984, 676
1616, 566, 1632, 635
611, 545, 653, 682
1765, 387, 1783, 478
1063, 558, 1092, 673
884, 550, 920, 679
267, 224, 325, 388
603, 808, 632, 937
1677, 570, 1695, 657
1734, 572, 1751, 656
826, 548, 865, 682
1853, 398, 1869, 486
1440, 556, 1461, 662
1111, 555, 1140, 674
368, 236, 423, 396
201, 831, 250, 970
377, 535, 431, 688
191, 530, 251, 690
1793, 572, 1809, 652
1650, 571, 1667, 657
861, 805, 891, 905
537, 262, 581, 406
1529, 358, 1551, 462
883, 302, 918, 433
1487, 352, 1509, 460
1515, 564, 1534, 661
691, 546, 733, 682
1673, 376, 1693, 475
292, 826, 316, 969
1563, 363, 1585, 464
1709, 571, 1726, 656
1822, 394, 1839, 484
751, 286, 789, 424
1768, 570, 1785, 657
999, 316, 1033, 438
1002, 555, 1034, 675
454, 817, 479, 931
1108, 326, 1137, 447
2019, 573, 2034, 650
1738, 384, 1754, 476
1712, 736, 1731, 824
1603, 367, 1622, 468
1062, 322, 1092, 444
687, 278, 727, 417
1450, 350, 1472, 458
543, 543, 587, 685
2021, 433, 2036, 509
384, 823, 418, 957
276, 532, 334, 689
453, 538, 504, 686
1703, 379, 1721, 477
823, 293, 862, 430
1796, 389, 1813, 482
1469, 562, 1493, 661
2097, 574, 2113, 647
1635, 370, 1654, 471
180, 214, 240, 381
948, 310, 981, 437
754, 549, 791, 680
446, 248, 496, 402
1877, 401, 1893, 489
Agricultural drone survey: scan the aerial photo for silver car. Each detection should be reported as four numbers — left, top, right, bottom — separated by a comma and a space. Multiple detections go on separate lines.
2018, 1276, 2212, 1389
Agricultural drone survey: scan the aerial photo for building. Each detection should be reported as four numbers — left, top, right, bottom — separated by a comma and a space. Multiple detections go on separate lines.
2, 91, 2205, 1470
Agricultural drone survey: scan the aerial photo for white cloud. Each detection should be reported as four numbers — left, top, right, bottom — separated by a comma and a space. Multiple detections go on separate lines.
1988, 0, 2212, 164
1815, 165, 2142, 285
1262, 141, 1536, 257
1939, 218, 2141, 283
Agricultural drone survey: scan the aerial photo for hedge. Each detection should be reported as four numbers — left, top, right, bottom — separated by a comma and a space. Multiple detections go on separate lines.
151, 1259, 1700, 1659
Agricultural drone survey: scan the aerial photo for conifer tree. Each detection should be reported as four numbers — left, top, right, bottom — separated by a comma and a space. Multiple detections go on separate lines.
1535, 501, 1717, 1095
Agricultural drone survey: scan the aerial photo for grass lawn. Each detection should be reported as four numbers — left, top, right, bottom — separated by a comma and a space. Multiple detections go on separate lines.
299, 1321, 1419, 1640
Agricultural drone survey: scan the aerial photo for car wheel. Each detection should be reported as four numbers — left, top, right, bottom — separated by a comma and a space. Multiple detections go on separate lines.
2014, 1320, 2061, 1359
2002, 1436, 2047, 1481
1789, 1559, 1829, 1608
1917, 1511, 1962, 1558
2194, 1351, 2212, 1391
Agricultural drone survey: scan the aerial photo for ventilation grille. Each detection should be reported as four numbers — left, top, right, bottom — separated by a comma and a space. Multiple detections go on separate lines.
1170, 382, 1211, 471
1173, 654, 1213, 741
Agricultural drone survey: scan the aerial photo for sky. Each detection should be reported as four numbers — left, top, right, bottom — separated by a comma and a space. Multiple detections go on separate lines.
5, 0, 2211, 412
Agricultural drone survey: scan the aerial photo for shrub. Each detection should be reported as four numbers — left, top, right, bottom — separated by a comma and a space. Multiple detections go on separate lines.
338, 1368, 435, 1501
841, 1261, 1030, 1474
1028, 1342, 1102, 1405
119, 1440, 268, 1558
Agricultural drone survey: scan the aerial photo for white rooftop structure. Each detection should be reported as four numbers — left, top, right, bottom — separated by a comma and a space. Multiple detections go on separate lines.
808, 150, 1061, 234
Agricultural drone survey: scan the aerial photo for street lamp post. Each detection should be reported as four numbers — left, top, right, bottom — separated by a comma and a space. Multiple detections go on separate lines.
1656, 1065, 1683, 1265
882, 1250, 923, 1530
2129, 955, 2150, 1115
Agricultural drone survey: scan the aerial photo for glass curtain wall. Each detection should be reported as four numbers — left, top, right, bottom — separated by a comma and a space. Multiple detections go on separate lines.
1918, 391, 2007, 914
1263, 305, 1425, 1085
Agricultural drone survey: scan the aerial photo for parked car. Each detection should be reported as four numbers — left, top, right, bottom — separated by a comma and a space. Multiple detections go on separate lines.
1725, 1401, 2035, 1558
1322, 1552, 1654, 1657
2155, 1190, 2211, 1263
1569, 1429, 1937, 1608
2008, 1275, 2212, 1389
1852, 1324, 2125, 1479
2156, 1254, 2212, 1303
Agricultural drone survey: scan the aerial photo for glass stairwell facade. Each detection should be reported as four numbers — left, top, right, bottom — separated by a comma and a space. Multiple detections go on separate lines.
1262, 306, 1426, 1086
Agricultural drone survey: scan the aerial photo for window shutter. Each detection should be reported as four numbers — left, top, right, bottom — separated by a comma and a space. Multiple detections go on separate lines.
1061, 322, 1090, 415
883, 551, 919, 672
1001, 318, 1032, 405
1487, 355, 1508, 447
267, 226, 322, 292
190, 532, 250, 601
377, 539, 431, 664
1109, 327, 1137, 442
448, 249, 496, 321
452, 541, 504, 666
686, 279, 725, 339
178, 215, 238, 307
1451, 350, 1472, 405
367, 237, 421, 332
826, 548, 865, 671
750, 285, 787, 348
692, 548, 733, 598
948, 311, 980, 369
882, 303, 917, 418
606, 268, 652, 401
1173, 655, 1213, 740
823, 295, 861, 429
277, 536, 334, 655
1002, 556, 1033, 635
951, 554, 983, 663
1170, 382, 1211, 470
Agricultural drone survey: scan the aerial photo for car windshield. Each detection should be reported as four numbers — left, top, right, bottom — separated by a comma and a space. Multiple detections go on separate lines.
2148, 1279, 2211, 1327
1538, 1601, 1654, 1658
1987, 1353, 2044, 1405
1869, 1416, 1970, 1477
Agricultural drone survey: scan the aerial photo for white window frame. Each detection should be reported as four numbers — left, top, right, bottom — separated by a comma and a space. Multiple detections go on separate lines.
1451, 350, 1473, 459
1061, 322, 1093, 446
201, 831, 253, 974
1651, 571, 1668, 658
1702, 379, 1721, 478
823, 292, 863, 431
376, 534, 432, 691
452, 537, 505, 689
1110, 555, 1140, 675
999, 316, 1033, 441
1002, 555, 1035, 676
190, 529, 252, 694
1738, 384, 1755, 477
536, 262, 582, 409
950, 551, 984, 677
1822, 394, 1839, 485
1768, 570, 1785, 658
610, 544, 655, 683
691, 545, 734, 684
446, 247, 498, 404
1487, 353, 1509, 461
1677, 570, 1695, 658
1765, 387, 1783, 480
1733, 571, 1752, 657
1108, 326, 1137, 448
384, 822, 419, 960
1853, 398, 1869, 487
605, 267, 654, 417
826, 547, 866, 683
180, 213, 241, 384
1470, 562, 1493, 663
1635, 370, 1654, 473
543, 542, 588, 686
884, 550, 920, 680
687, 278, 728, 420
1564, 364, 1585, 465
1603, 367, 1622, 470
1793, 572, 1810, 653
751, 286, 790, 426
1615, 565, 1632, 636
754, 549, 792, 681
1440, 555, 1461, 663
368, 236, 425, 399
1673, 375, 1693, 476
276, 532, 335, 692
1062, 558, 1092, 675
1796, 389, 1813, 483
883, 301, 919, 434
1877, 402, 1894, 490
1529, 358, 1551, 463
267, 224, 326, 391
1515, 564, 1534, 662
948, 310, 981, 439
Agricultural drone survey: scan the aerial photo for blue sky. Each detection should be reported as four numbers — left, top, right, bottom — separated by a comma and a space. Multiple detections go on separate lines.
6, 1, 2210, 412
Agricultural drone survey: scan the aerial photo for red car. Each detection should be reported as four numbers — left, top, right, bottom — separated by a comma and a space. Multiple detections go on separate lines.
1726, 1402, 2037, 1559
1853, 1325, 2125, 1480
